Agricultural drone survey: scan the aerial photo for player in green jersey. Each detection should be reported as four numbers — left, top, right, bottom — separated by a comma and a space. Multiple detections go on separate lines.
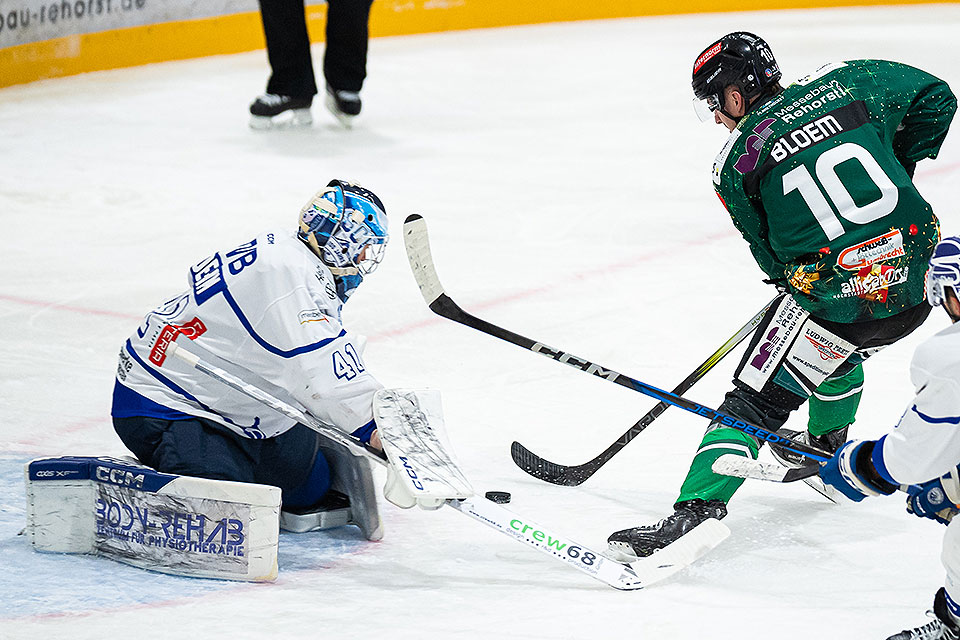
608, 32, 957, 560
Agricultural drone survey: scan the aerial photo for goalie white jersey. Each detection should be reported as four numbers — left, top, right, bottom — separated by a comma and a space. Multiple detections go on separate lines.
877, 321, 960, 484
113, 229, 382, 440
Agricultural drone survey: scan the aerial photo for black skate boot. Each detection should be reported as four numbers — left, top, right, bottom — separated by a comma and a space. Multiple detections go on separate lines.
887, 588, 960, 640
325, 84, 362, 128
769, 426, 849, 468
607, 499, 727, 561
249, 94, 313, 129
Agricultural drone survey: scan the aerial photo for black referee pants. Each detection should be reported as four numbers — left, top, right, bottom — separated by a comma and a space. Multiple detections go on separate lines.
258, 0, 374, 98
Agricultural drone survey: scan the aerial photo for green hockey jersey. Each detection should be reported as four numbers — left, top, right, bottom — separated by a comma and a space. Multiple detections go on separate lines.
713, 59, 956, 322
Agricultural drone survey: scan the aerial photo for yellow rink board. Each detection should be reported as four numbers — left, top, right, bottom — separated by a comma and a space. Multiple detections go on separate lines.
0, 0, 953, 88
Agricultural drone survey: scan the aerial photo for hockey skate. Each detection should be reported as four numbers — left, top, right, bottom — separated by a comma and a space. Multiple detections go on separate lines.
249, 94, 313, 129
607, 499, 727, 561
887, 589, 960, 640
324, 85, 361, 128
769, 426, 848, 468
768, 427, 847, 503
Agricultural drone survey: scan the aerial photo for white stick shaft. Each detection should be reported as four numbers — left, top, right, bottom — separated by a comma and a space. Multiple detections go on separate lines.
167, 342, 384, 464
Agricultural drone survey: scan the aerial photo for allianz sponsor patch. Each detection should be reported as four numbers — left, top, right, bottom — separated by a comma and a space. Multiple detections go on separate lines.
835, 264, 909, 302
298, 309, 329, 325
836, 230, 906, 270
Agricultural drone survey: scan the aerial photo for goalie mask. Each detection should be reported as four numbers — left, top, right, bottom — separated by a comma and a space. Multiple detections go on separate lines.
926, 236, 960, 309
298, 180, 388, 301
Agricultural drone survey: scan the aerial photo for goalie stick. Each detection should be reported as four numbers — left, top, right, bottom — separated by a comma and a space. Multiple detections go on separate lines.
511, 300, 773, 485
403, 214, 832, 464
165, 341, 729, 590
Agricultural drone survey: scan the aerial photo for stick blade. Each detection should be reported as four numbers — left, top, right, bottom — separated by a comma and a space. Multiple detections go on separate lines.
403, 214, 445, 306
510, 441, 588, 486
711, 454, 822, 483
622, 519, 731, 587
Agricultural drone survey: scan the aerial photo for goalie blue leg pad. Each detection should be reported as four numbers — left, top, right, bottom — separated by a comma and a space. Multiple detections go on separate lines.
282, 448, 332, 509
113, 416, 322, 494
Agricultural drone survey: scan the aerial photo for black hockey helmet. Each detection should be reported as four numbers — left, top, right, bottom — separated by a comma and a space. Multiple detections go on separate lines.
691, 32, 781, 121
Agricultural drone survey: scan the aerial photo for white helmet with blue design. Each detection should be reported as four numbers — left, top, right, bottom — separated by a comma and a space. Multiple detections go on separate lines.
298, 180, 388, 301
926, 236, 960, 308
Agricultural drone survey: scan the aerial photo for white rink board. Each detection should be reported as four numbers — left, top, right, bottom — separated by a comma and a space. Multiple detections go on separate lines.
1, 5, 959, 639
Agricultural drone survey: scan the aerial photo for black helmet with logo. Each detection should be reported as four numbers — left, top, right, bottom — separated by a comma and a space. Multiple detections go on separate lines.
691, 32, 781, 121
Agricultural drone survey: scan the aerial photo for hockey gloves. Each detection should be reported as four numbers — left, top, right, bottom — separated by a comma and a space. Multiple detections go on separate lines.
819, 440, 898, 502
906, 469, 960, 525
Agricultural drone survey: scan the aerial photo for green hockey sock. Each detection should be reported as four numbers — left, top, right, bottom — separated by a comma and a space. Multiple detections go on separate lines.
676, 426, 761, 505
808, 363, 863, 437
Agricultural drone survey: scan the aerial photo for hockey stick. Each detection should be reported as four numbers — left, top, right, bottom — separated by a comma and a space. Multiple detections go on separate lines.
165, 341, 728, 590
711, 454, 918, 502
403, 214, 832, 464
511, 301, 772, 485
711, 454, 820, 482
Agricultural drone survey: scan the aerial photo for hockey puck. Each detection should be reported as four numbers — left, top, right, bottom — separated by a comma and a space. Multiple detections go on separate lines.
485, 491, 512, 504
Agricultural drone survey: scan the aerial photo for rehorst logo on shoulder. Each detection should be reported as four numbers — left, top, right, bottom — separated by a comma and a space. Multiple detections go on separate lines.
836, 230, 906, 270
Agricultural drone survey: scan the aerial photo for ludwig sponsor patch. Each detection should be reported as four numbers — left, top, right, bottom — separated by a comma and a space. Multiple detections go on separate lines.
786, 324, 854, 385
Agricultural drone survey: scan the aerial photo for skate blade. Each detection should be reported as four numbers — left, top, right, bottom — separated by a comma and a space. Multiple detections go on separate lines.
802, 475, 841, 504
605, 518, 732, 565
606, 540, 641, 563
324, 94, 358, 129
607, 519, 732, 583
249, 108, 313, 130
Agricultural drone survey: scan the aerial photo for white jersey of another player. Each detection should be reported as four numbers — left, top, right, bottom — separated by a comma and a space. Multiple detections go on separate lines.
112, 228, 382, 440
876, 321, 960, 484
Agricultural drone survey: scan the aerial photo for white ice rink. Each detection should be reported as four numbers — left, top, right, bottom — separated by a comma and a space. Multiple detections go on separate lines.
2, 5, 960, 638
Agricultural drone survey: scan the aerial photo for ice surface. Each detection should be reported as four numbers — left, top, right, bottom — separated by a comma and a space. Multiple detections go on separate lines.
1, 5, 959, 638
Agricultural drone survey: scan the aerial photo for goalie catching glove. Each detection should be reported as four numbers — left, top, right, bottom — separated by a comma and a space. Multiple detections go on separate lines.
373, 388, 474, 510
